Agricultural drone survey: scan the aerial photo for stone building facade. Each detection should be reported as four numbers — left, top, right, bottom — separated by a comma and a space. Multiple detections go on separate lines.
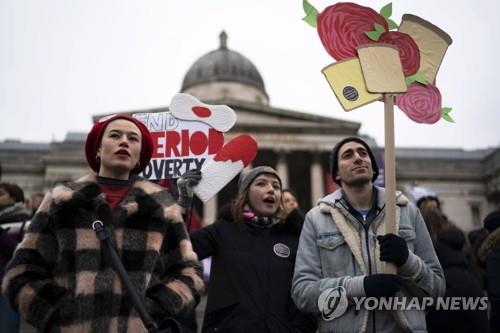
1, 32, 499, 232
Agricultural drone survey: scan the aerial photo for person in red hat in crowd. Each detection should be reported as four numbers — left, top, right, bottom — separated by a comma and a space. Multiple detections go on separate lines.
2, 114, 204, 333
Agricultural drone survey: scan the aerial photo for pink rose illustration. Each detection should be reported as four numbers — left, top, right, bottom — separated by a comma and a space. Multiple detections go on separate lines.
396, 83, 442, 124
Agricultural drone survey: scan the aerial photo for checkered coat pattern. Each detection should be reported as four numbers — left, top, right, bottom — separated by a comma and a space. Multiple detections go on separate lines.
2, 174, 204, 333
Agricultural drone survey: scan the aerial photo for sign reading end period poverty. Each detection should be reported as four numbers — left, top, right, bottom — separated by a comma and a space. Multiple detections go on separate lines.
134, 111, 224, 180
131, 93, 258, 200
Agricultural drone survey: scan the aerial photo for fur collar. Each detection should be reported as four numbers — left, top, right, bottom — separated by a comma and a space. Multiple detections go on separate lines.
45, 173, 182, 223
478, 227, 500, 262
318, 186, 409, 210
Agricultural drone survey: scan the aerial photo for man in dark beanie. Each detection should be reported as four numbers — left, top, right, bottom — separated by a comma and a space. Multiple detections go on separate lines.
329, 137, 380, 186
292, 137, 444, 333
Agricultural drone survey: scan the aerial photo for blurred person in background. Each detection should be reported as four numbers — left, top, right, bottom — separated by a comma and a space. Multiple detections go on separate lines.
416, 195, 441, 214
282, 189, 306, 229
0, 183, 30, 224
0, 182, 30, 333
422, 208, 488, 333
282, 189, 299, 215
477, 209, 500, 332
29, 192, 45, 218
468, 227, 489, 290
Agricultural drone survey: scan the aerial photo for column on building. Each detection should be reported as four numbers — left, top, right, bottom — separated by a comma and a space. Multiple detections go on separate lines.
276, 151, 289, 189
310, 152, 325, 207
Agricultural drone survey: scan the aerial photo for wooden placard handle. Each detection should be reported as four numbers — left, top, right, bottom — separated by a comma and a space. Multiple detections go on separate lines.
384, 94, 397, 275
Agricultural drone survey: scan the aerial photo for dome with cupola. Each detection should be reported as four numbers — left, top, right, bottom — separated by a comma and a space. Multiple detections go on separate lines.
181, 31, 269, 105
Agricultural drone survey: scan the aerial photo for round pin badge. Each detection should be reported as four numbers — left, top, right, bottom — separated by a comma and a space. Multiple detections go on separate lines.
273, 243, 290, 258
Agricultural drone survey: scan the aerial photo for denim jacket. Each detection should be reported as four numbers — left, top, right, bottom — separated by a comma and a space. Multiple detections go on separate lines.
292, 186, 445, 333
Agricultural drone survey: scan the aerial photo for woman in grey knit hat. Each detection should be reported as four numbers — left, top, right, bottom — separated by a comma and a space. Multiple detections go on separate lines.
190, 166, 316, 333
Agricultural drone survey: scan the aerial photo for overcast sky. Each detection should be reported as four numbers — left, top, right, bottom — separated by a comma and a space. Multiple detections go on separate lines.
1, 0, 499, 150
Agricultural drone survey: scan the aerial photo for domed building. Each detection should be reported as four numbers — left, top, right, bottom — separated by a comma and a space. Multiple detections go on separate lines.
181, 31, 269, 106
1, 32, 499, 231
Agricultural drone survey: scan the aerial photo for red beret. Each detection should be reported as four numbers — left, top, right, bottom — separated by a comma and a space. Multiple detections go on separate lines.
85, 114, 153, 174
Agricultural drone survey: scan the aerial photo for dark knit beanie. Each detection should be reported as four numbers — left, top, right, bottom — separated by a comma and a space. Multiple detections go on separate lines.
330, 137, 379, 185
238, 166, 282, 194
416, 196, 441, 209
85, 114, 154, 174
484, 210, 500, 232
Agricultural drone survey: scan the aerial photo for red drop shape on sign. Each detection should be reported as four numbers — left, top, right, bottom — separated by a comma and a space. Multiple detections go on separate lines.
213, 135, 257, 167
192, 106, 212, 118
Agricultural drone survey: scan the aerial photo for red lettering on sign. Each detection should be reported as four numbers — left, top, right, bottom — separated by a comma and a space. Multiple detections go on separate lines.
181, 130, 190, 156
208, 129, 224, 154
165, 131, 181, 157
190, 131, 208, 155
150, 128, 225, 158
151, 132, 165, 158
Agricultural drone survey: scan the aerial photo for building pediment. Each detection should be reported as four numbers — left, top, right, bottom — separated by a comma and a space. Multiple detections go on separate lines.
96, 98, 360, 137
211, 99, 360, 135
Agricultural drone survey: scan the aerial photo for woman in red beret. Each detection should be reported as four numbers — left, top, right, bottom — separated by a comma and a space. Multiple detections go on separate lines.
2, 114, 204, 332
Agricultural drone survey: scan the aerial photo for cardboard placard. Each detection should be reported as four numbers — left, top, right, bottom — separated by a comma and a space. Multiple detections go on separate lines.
398, 14, 453, 83
357, 44, 407, 93
133, 111, 225, 180
170, 93, 237, 132
322, 58, 382, 111
194, 135, 258, 203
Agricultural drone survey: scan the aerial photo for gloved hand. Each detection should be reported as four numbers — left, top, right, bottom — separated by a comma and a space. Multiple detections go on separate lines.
377, 233, 409, 267
176, 170, 202, 208
364, 274, 402, 298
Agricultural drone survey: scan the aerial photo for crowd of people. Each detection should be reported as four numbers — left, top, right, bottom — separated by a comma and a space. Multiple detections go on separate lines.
0, 116, 499, 333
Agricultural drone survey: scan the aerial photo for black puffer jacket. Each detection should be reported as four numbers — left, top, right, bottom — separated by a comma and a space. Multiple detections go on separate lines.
478, 227, 500, 333
426, 227, 489, 333
190, 207, 316, 333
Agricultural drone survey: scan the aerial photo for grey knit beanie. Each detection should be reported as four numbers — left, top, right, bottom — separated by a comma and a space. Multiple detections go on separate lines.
238, 166, 282, 194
